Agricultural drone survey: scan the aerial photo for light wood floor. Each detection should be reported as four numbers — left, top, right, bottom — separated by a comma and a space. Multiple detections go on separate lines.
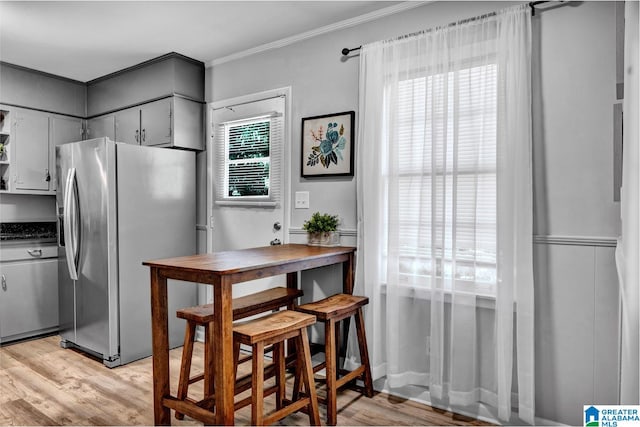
0, 335, 493, 426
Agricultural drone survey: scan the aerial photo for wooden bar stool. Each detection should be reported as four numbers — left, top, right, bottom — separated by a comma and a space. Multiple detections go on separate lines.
294, 293, 374, 426
233, 310, 321, 426
174, 286, 303, 420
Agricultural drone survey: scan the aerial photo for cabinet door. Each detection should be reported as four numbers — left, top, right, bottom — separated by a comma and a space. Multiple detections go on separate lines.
13, 108, 49, 191
140, 98, 172, 146
115, 107, 141, 145
50, 115, 83, 193
87, 114, 115, 141
173, 97, 204, 150
0, 259, 59, 341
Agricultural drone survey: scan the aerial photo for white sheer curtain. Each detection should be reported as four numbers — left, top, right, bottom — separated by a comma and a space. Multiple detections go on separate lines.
352, 4, 534, 424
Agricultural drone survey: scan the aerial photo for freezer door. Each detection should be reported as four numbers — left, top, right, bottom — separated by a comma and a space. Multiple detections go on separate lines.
116, 143, 197, 364
57, 142, 75, 342
57, 138, 119, 360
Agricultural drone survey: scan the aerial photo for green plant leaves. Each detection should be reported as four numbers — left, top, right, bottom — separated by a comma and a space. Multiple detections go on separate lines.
302, 212, 339, 233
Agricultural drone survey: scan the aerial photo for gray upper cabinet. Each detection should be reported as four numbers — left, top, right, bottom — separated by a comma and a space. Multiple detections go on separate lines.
115, 106, 141, 145
12, 107, 83, 194
12, 108, 50, 192
168, 97, 203, 151
87, 53, 205, 151
140, 98, 172, 146
111, 97, 203, 150
86, 113, 116, 141
49, 114, 84, 192
0, 52, 204, 195
87, 53, 204, 117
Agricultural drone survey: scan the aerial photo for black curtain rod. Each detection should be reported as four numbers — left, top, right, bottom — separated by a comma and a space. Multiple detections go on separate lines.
340, 1, 562, 56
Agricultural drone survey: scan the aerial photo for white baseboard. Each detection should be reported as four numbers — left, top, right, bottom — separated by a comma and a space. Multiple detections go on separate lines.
374, 380, 568, 426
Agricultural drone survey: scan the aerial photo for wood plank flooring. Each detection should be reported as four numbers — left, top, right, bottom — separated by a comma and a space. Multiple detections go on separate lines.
0, 335, 493, 426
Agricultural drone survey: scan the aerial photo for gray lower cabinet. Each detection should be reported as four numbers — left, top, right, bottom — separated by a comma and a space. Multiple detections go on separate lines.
0, 243, 58, 343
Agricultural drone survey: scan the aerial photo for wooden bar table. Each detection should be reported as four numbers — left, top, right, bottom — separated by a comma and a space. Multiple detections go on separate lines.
143, 244, 356, 425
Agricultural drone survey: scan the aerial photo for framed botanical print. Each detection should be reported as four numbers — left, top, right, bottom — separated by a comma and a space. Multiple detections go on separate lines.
301, 111, 354, 177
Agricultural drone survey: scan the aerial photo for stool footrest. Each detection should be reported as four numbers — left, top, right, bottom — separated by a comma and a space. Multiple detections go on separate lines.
335, 365, 365, 389
234, 384, 279, 411
264, 397, 311, 426
164, 396, 217, 425
187, 373, 205, 385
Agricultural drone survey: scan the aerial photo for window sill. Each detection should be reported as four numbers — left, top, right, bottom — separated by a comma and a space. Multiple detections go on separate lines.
380, 283, 498, 310
215, 200, 277, 207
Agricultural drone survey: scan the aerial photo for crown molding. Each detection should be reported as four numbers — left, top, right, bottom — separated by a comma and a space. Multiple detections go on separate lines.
208, 1, 432, 67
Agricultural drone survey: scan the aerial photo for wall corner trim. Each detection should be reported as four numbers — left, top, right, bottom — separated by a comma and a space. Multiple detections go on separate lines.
289, 227, 356, 237
533, 235, 618, 247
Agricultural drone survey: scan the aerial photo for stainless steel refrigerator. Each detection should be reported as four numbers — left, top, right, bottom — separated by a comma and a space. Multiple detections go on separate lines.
56, 137, 197, 367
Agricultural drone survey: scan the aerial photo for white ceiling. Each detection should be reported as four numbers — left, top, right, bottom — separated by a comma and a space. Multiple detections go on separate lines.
0, 1, 405, 82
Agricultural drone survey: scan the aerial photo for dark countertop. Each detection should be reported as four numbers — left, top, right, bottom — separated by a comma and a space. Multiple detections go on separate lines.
0, 221, 57, 241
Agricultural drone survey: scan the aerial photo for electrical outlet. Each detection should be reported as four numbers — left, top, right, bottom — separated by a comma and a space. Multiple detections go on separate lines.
295, 191, 310, 209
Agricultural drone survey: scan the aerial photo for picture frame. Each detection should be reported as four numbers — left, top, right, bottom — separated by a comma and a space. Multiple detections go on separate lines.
301, 111, 355, 178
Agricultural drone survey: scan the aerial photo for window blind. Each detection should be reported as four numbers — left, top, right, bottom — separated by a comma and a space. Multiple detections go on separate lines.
393, 64, 498, 293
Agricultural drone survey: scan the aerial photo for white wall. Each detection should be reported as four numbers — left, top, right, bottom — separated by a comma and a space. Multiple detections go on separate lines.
203, 2, 622, 425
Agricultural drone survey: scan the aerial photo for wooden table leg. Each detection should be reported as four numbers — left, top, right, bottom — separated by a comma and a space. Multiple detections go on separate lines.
213, 276, 235, 425
342, 252, 354, 295
286, 272, 299, 359
286, 271, 298, 290
150, 267, 171, 425
338, 252, 356, 362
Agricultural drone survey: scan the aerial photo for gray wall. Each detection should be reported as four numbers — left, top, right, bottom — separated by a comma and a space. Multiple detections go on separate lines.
0, 193, 55, 221
0, 62, 86, 117
205, 1, 621, 425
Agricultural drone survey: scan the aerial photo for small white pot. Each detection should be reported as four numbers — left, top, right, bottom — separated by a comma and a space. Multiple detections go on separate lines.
307, 231, 340, 247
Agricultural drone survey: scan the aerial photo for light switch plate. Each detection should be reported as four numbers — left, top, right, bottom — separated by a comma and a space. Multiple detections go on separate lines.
295, 191, 310, 209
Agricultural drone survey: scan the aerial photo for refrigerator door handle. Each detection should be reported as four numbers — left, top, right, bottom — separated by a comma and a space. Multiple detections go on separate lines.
63, 167, 80, 280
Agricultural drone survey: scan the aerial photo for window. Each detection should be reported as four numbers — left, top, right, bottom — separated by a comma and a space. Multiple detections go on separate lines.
392, 64, 497, 296
213, 109, 283, 206
225, 117, 271, 198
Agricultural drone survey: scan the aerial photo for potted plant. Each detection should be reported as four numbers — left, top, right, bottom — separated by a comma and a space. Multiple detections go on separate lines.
303, 211, 340, 246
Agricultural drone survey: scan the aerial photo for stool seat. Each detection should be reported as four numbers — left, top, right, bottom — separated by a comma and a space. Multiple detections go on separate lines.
294, 293, 373, 426
234, 310, 316, 345
295, 294, 368, 321
233, 310, 321, 425
177, 287, 304, 323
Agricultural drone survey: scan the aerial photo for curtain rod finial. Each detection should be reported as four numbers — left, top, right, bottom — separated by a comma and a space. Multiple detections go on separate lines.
341, 48, 350, 56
